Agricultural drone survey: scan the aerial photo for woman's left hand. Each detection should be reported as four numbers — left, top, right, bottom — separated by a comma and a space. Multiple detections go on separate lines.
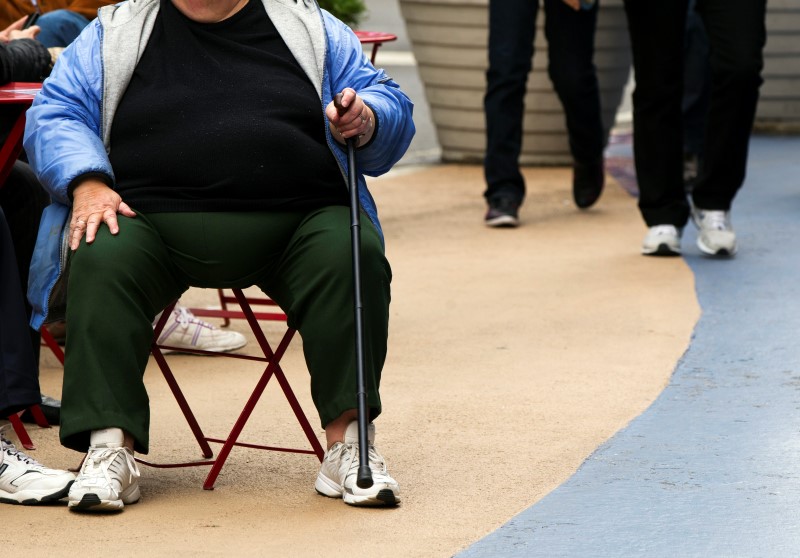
326, 88, 375, 148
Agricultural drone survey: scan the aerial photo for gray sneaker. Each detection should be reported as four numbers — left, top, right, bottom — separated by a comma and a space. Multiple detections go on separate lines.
315, 421, 400, 507
692, 207, 737, 256
642, 225, 682, 256
68, 443, 140, 512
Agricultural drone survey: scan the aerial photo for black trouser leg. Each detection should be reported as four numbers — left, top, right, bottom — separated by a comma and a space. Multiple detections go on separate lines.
0, 162, 49, 369
483, 0, 538, 203
0, 207, 40, 417
623, 0, 689, 227
691, 0, 766, 211
544, 0, 604, 167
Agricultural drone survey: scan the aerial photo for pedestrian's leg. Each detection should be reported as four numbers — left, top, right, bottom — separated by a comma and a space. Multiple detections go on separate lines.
692, 0, 766, 210
483, 0, 538, 204
544, 0, 605, 208
682, 0, 711, 163
544, 0, 604, 166
623, 0, 689, 228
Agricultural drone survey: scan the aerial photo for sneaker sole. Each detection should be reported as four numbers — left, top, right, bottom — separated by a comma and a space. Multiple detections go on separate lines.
315, 474, 400, 507
697, 237, 737, 257
642, 243, 681, 257
485, 215, 519, 228
0, 481, 73, 505
68, 485, 141, 512
69, 493, 123, 512
343, 488, 400, 507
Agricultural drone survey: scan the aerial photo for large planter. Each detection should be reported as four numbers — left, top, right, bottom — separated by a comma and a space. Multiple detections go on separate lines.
755, 0, 800, 132
399, 0, 631, 164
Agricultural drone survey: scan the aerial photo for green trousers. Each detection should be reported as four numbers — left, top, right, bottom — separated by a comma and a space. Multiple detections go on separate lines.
61, 207, 390, 453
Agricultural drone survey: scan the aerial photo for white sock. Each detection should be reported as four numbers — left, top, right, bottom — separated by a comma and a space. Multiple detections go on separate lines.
90, 427, 124, 447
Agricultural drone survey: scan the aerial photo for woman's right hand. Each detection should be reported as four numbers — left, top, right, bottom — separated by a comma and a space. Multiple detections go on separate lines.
70, 179, 136, 251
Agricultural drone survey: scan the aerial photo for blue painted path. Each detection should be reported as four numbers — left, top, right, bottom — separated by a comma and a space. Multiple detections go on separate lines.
459, 136, 800, 557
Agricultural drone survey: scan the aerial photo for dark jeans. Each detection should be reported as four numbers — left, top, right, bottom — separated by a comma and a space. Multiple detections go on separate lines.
484, 0, 604, 204
0, 207, 40, 417
683, 0, 710, 157
624, 0, 766, 226
60, 208, 390, 453
0, 162, 49, 417
35, 10, 91, 48
692, 0, 766, 211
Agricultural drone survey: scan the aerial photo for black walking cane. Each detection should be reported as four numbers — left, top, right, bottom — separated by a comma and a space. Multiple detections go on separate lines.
334, 92, 373, 489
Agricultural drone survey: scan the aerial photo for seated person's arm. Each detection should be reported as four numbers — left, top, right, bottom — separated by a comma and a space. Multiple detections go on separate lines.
23, 19, 113, 206
322, 12, 415, 178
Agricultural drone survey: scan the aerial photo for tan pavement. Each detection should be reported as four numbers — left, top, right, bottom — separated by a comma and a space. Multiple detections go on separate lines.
7, 164, 698, 557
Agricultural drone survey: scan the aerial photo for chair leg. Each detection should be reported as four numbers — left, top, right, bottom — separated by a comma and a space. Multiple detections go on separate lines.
202, 327, 295, 490
40, 326, 65, 365
232, 291, 323, 460
217, 288, 231, 327
8, 414, 35, 450
272, 366, 325, 462
151, 301, 214, 459
151, 346, 214, 459
26, 404, 51, 428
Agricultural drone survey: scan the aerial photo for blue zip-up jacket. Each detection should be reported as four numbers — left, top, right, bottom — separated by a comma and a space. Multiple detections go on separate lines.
23, 0, 415, 330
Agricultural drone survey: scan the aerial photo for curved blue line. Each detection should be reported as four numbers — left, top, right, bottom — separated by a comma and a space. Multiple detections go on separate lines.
459, 136, 800, 557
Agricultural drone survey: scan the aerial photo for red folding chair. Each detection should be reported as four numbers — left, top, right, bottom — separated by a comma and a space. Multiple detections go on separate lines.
140, 288, 324, 490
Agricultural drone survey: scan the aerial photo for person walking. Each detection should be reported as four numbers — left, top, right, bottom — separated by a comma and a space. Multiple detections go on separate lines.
625, 0, 767, 257
483, 0, 606, 227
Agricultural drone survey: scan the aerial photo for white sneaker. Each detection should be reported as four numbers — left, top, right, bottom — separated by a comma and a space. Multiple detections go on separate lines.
156, 305, 247, 353
0, 426, 75, 505
642, 225, 682, 256
68, 442, 140, 512
315, 421, 400, 507
692, 207, 737, 256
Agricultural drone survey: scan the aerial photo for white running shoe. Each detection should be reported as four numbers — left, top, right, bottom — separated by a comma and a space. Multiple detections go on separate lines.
642, 225, 682, 256
68, 442, 140, 512
315, 421, 400, 507
156, 305, 247, 353
0, 426, 75, 505
692, 207, 737, 256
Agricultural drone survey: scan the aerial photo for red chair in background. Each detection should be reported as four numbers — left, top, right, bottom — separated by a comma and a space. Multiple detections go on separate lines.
139, 288, 324, 490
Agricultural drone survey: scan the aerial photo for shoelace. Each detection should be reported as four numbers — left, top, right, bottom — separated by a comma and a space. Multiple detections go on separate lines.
80, 446, 140, 489
334, 442, 389, 477
173, 307, 214, 330
0, 425, 43, 467
701, 210, 729, 231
